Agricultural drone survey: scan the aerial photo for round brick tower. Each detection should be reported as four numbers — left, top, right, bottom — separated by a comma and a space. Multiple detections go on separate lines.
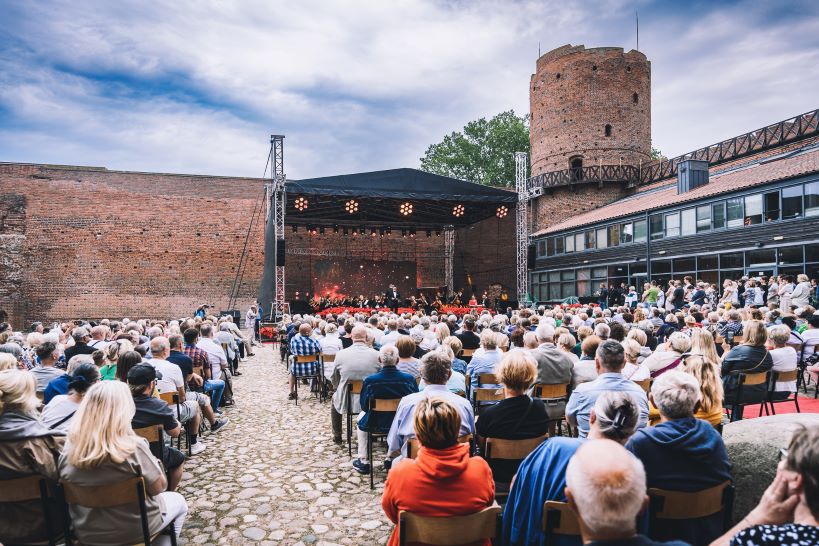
530, 44, 651, 176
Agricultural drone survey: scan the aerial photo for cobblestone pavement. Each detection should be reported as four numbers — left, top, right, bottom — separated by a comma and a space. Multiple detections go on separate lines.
179, 344, 392, 545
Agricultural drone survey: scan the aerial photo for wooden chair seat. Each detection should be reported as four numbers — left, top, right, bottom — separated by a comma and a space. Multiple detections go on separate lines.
484, 434, 548, 460
398, 503, 501, 545
542, 501, 581, 536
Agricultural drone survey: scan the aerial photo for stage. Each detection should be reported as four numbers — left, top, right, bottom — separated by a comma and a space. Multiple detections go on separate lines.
311, 305, 492, 317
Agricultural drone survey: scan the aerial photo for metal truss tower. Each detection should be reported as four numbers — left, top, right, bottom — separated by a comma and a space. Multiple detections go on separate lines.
443, 225, 455, 296
515, 152, 529, 304
260, 135, 286, 320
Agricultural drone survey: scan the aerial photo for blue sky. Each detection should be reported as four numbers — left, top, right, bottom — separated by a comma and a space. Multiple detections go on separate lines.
1, 0, 818, 179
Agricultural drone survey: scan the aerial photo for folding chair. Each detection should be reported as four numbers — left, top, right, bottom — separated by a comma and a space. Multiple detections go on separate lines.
398, 503, 502, 546
0, 474, 64, 546
221, 342, 238, 375
366, 397, 401, 489
292, 354, 325, 405
406, 435, 473, 459
633, 378, 652, 394
648, 480, 734, 542
484, 434, 549, 501
61, 476, 178, 546
159, 392, 190, 456
764, 370, 801, 415
345, 379, 364, 457
532, 382, 570, 435
472, 373, 503, 414
133, 425, 165, 467
320, 353, 336, 392
724, 371, 771, 422
542, 500, 581, 540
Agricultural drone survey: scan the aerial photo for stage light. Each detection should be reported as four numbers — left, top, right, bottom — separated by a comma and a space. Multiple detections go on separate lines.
401, 229, 407, 238
410, 229, 416, 238
343, 227, 349, 235
370, 228, 377, 237
319, 226, 325, 235
359, 227, 366, 236
379, 228, 385, 237
496, 205, 509, 218
426, 230, 432, 237
292, 225, 298, 233
294, 196, 308, 211
333, 225, 339, 234
452, 204, 465, 217
352, 228, 357, 236
399, 202, 413, 216
345, 199, 359, 214
436, 230, 441, 237
386, 226, 392, 236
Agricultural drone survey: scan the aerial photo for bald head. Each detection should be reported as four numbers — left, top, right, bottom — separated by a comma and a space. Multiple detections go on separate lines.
149, 336, 170, 359
350, 325, 368, 342
566, 439, 646, 539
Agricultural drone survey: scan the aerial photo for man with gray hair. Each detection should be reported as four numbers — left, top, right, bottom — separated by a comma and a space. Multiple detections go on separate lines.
330, 325, 381, 444
566, 440, 683, 545
625, 370, 731, 544
63, 326, 96, 363
566, 340, 648, 437
529, 323, 574, 420
352, 344, 418, 475
380, 319, 401, 347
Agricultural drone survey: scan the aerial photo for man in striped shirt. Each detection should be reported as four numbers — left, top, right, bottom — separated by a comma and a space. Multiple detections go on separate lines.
288, 323, 321, 400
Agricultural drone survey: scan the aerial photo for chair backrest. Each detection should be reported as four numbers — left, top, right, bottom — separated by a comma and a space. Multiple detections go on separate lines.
192, 365, 204, 377
532, 383, 569, 399
347, 379, 364, 396
738, 371, 770, 386
398, 503, 501, 545
772, 369, 799, 384
648, 481, 733, 529
158, 392, 178, 406
478, 373, 498, 384
62, 476, 144, 508
454, 390, 466, 398
321, 353, 336, 363
484, 434, 548, 460
295, 354, 318, 363
0, 474, 49, 502
633, 378, 652, 394
541, 501, 581, 536
461, 349, 475, 357
221, 342, 229, 352
474, 388, 504, 403
133, 425, 162, 443
407, 435, 473, 459
372, 398, 402, 412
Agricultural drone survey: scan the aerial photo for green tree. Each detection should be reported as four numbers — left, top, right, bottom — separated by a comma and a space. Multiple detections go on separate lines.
650, 147, 663, 160
420, 110, 529, 187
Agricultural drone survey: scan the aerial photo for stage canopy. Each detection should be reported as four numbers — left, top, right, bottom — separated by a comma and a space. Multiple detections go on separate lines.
285, 168, 516, 228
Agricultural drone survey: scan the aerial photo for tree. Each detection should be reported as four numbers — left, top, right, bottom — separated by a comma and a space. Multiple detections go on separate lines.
420, 110, 529, 188
650, 147, 663, 160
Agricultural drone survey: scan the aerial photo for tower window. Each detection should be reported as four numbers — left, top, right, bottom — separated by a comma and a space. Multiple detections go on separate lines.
569, 156, 583, 181
592, 65, 597, 71
556, 73, 561, 79
633, 93, 639, 104
604, 124, 612, 137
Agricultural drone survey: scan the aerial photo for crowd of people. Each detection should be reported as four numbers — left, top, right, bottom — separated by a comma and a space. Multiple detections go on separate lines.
0, 314, 255, 545
280, 275, 819, 546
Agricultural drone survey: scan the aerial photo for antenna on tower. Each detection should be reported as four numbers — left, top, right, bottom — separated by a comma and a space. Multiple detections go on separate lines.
636, 10, 639, 51
538, 41, 541, 57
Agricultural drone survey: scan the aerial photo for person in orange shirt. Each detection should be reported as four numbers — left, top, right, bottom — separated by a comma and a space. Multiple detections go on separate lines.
381, 397, 495, 546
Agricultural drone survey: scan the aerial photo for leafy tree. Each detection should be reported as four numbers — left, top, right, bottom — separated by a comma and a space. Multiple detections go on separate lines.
420, 110, 529, 187
650, 147, 663, 160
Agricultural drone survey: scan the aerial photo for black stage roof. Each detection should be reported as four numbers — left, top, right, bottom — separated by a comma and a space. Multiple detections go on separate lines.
285, 168, 515, 228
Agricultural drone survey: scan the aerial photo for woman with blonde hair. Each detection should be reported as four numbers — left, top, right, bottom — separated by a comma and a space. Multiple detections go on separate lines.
720, 320, 773, 420
59, 381, 187, 545
435, 323, 450, 345
99, 341, 121, 381
689, 328, 720, 366
620, 339, 650, 381
0, 369, 65, 543
0, 352, 18, 371
679, 354, 724, 427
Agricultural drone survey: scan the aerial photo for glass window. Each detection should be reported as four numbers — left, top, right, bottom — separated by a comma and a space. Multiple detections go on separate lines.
549, 271, 560, 282
577, 269, 590, 281
782, 185, 802, 219
726, 198, 744, 228
630, 262, 646, 275
721, 252, 743, 269
634, 220, 647, 243
546, 238, 555, 256
673, 257, 696, 272
665, 212, 680, 237
592, 267, 608, 278
698, 255, 718, 270
539, 273, 549, 283
584, 231, 595, 250
596, 228, 607, 249
565, 234, 575, 252
609, 265, 627, 277
576, 280, 590, 297
764, 191, 780, 222
805, 244, 819, 263
744, 194, 763, 225
561, 270, 576, 281
681, 208, 696, 236
779, 246, 803, 265
650, 214, 664, 240
576, 233, 584, 251
561, 283, 575, 298
608, 224, 620, 247
652, 260, 671, 274
620, 222, 633, 244
746, 249, 776, 266
805, 182, 819, 217
712, 202, 726, 229
696, 205, 711, 233
538, 241, 546, 256
549, 284, 561, 300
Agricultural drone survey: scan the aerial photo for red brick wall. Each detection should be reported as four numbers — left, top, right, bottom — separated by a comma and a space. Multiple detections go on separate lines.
532, 183, 630, 233
530, 44, 651, 175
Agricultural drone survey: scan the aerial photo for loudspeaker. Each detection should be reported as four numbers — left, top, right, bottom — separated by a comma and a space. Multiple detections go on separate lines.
527, 243, 536, 268
276, 239, 286, 266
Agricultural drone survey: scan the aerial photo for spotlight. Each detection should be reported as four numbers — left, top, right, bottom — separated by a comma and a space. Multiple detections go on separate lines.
352, 228, 357, 236
379, 228, 385, 237
410, 229, 416, 238
319, 226, 325, 235
333, 225, 339, 234
370, 228, 377, 237
343, 227, 349, 235
294, 196, 308, 211
401, 229, 407, 238
496, 205, 509, 218
436, 230, 441, 237
386, 226, 392, 236
452, 204, 465, 217
399, 202, 413, 216
292, 225, 298, 233
359, 227, 366, 235
426, 230, 432, 237
345, 199, 359, 214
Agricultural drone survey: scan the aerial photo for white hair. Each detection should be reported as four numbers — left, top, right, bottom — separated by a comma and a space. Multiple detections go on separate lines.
594, 323, 611, 339
667, 331, 692, 353
379, 345, 399, 366
535, 323, 555, 343
651, 370, 701, 419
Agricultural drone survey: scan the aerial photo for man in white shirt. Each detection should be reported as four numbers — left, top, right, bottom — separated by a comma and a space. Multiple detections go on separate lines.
196, 323, 234, 406
380, 319, 401, 347
330, 326, 381, 444
87, 325, 109, 350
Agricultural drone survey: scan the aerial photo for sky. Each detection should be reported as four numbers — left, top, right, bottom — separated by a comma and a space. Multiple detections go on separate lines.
1, 0, 818, 180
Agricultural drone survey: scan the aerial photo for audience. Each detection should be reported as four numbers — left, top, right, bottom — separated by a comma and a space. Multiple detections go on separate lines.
41, 362, 100, 432
330, 325, 381, 444
721, 320, 773, 419
529, 323, 575, 420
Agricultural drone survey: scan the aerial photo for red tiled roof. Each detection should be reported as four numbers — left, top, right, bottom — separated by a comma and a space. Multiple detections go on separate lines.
534, 146, 819, 236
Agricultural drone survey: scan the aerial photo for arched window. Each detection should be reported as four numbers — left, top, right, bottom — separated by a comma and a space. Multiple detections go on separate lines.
604, 124, 612, 137
633, 93, 639, 104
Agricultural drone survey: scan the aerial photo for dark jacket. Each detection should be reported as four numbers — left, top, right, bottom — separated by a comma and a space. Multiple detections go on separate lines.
62, 342, 97, 364
358, 366, 418, 433
627, 417, 732, 545
721, 345, 773, 402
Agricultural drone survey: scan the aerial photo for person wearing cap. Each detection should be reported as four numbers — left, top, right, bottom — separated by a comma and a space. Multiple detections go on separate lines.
63, 326, 97, 364
127, 364, 187, 491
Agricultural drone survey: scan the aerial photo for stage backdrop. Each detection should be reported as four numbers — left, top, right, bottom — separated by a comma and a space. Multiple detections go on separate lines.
311, 259, 417, 299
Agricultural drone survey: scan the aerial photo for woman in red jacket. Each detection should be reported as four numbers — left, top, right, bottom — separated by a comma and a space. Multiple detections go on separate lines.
382, 397, 495, 546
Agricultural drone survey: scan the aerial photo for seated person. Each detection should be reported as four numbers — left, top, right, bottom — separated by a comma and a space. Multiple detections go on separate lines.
59, 381, 188, 545
395, 335, 421, 379
442, 336, 468, 374
127, 364, 187, 490
352, 346, 418, 475
643, 332, 691, 378
767, 324, 798, 400
43, 354, 94, 403
386, 350, 474, 461
678, 354, 724, 427
721, 320, 773, 419
626, 371, 732, 545
466, 329, 503, 396
0, 369, 65, 544
476, 350, 549, 483
621, 339, 651, 381
418, 345, 467, 395
566, 439, 688, 546
42, 362, 100, 432
503, 392, 641, 546
32, 340, 67, 392
382, 398, 494, 546
287, 323, 322, 400
711, 424, 819, 546
572, 334, 600, 388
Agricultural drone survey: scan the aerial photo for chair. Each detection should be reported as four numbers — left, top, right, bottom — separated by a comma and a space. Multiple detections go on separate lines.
398, 503, 502, 546
532, 383, 570, 435
542, 501, 581, 539
61, 476, 178, 546
647, 481, 734, 541
159, 392, 190, 456
220, 342, 237, 375
366, 398, 401, 489
725, 371, 771, 422
472, 373, 502, 413
633, 378, 652, 394
0, 474, 63, 546
764, 370, 801, 415
406, 435, 473, 459
461, 349, 475, 358
345, 379, 364, 457
292, 354, 325, 405
133, 425, 165, 464
484, 434, 549, 500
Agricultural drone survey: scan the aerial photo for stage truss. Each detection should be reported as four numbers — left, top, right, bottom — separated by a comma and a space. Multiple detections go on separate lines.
268, 135, 286, 319
444, 225, 455, 295
515, 152, 529, 304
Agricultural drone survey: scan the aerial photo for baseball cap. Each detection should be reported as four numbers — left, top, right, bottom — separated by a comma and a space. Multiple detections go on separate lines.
127, 364, 161, 386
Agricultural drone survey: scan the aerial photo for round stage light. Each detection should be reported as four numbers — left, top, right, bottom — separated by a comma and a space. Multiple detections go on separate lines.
294, 197, 308, 211
496, 205, 509, 218
345, 199, 359, 213
399, 202, 413, 216
452, 204, 465, 217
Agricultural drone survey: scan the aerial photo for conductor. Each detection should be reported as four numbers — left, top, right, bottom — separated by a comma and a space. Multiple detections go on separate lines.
385, 284, 400, 313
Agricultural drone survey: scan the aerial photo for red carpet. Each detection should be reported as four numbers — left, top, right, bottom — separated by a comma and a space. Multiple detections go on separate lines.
738, 395, 819, 418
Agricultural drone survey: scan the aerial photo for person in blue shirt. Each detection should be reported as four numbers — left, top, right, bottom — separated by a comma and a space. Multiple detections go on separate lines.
566, 340, 649, 437
353, 345, 418, 475
465, 329, 503, 394
503, 391, 642, 546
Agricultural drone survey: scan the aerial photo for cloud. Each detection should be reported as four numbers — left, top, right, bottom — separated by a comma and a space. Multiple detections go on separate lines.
0, 0, 817, 177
